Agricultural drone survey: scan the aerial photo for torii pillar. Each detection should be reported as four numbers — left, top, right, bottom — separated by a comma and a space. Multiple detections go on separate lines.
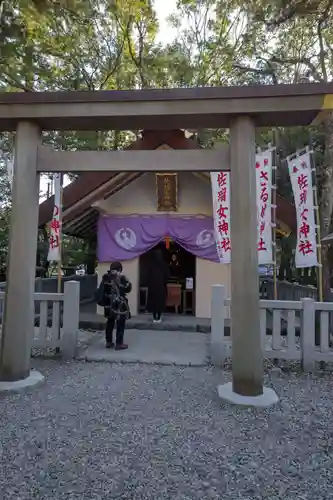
0, 121, 44, 389
217, 116, 278, 407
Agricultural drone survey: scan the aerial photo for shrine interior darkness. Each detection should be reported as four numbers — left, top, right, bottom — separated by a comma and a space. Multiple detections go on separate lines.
139, 241, 196, 313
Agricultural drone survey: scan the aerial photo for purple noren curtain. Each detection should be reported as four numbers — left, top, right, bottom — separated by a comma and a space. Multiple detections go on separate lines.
97, 214, 219, 262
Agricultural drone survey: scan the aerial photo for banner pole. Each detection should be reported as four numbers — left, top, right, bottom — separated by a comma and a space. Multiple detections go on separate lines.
56, 174, 64, 351
308, 147, 323, 301
57, 174, 63, 294
271, 136, 278, 300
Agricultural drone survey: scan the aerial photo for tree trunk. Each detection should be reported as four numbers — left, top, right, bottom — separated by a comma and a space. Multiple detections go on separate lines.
319, 112, 333, 300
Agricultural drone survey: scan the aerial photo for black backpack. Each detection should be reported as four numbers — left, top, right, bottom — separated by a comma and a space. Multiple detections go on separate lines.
94, 275, 122, 311
94, 280, 106, 307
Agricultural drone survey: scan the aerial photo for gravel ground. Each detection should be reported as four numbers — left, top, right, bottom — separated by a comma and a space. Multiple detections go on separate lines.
1, 360, 333, 500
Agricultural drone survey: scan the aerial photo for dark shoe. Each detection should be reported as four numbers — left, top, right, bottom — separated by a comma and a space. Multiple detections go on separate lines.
106, 342, 115, 349
115, 344, 128, 351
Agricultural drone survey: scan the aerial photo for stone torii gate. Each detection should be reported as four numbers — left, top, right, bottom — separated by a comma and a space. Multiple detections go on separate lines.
0, 85, 332, 404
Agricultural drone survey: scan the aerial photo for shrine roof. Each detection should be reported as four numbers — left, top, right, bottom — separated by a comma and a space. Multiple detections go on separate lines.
2, 83, 333, 130
38, 130, 296, 240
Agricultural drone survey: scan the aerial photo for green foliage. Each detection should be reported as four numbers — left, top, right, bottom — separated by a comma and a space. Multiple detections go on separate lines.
0, 133, 12, 269
61, 235, 90, 267
1, 0, 333, 290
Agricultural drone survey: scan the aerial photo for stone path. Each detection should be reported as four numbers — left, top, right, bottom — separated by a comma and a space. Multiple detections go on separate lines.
77, 328, 209, 366
1, 360, 333, 500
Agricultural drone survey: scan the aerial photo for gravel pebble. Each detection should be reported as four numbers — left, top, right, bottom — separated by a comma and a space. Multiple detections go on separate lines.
0, 360, 333, 499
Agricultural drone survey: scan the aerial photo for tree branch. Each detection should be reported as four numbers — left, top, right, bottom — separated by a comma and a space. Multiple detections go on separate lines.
317, 21, 328, 81
316, 0, 333, 82
89, 6, 128, 91
266, 0, 323, 27
270, 55, 324, 82
125, 18, 148, 88
98, 43, 124, 90
233, 64, 279, 84
1, 73, 34, 92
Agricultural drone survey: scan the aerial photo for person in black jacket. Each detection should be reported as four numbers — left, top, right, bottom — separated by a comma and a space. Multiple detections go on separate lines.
102, 261, 132, 350
147, 248, 169, 322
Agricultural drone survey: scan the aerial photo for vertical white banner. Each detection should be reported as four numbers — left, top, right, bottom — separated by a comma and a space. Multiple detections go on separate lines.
47, 173, 62, 262
211, 150, 273, 264
287, 151, 318, 268
256, 150, 273, 265
210, 171, 231, 263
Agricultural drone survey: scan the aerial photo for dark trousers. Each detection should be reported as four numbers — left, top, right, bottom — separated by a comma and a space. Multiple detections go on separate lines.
153, 311, 161, 320
105, 315, 126, 345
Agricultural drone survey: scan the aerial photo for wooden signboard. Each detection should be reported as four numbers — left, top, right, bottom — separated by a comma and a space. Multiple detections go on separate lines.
156, 173, 178, 212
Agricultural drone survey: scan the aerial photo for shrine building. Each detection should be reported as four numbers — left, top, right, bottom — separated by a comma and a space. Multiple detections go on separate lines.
38, 129, 296, 319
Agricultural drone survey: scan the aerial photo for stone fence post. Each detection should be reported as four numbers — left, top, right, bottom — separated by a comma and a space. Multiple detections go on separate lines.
210, 285, 226, 367
61, 280, 80, 359
301, 297, 315, 372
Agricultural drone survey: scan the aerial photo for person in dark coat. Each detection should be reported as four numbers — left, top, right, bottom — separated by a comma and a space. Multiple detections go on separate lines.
102, 261, 132, 350
147, 248, 169, 322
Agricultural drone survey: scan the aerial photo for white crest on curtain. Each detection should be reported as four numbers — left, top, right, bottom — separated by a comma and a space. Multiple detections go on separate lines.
115, 228, 137, 249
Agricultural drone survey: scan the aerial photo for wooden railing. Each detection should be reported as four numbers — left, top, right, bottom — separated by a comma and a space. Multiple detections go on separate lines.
0, 281, 80, 358
211, 285, 333, 371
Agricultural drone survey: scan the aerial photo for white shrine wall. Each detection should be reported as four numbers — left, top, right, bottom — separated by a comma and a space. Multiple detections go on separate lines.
95, 172, 212, 215
95, 172, 231, 319
195, 258, 231, 318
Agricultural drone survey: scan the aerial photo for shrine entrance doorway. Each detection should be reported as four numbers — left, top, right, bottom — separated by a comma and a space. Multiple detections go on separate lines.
139, 241, 196, 315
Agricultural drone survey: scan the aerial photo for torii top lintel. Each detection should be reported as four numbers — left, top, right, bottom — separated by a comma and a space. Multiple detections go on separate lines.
0, 83, 333, 131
